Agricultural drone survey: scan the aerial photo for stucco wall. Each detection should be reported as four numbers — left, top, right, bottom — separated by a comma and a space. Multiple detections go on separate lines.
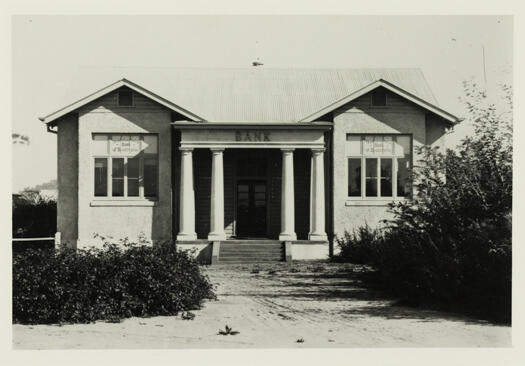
75, 88, 173, 248
56, 114, 79, 248
331, 90, 447, 244
425, 113, 447, 151
291, 243, 329, 260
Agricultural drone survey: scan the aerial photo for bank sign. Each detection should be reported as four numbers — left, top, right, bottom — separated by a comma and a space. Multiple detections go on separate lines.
179, 128, 325, 149
235, 131, 271, 142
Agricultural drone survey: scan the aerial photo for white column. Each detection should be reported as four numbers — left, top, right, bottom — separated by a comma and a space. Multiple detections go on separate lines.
309, 148, 327, 241
177, 147, 197, 240
279, 148, 297, 241
208, 148, 226, 241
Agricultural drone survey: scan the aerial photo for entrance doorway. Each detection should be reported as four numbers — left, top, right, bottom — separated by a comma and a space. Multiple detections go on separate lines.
236, 180, 267, 237
234, 150, 269, 238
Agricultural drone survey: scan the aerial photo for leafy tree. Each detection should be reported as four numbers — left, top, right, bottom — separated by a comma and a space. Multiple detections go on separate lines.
337, 81, 512, 322
12, 133, 30, 145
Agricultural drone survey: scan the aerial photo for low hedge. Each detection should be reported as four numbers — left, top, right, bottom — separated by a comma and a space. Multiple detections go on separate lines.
13, 242, 216, 324
336, 223, 511, 323
12, 192, 56, 238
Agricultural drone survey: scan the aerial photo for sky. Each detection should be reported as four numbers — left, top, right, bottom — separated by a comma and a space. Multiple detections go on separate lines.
11, 15, 513, 193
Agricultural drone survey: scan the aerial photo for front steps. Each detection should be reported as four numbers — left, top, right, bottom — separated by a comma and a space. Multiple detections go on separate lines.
217, 240, 285, 263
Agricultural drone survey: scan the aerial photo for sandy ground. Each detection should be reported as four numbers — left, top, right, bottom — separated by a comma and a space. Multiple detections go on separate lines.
12, 261, 511, 349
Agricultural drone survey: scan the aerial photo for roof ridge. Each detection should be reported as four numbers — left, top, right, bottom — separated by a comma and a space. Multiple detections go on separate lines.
76, 66, 424, 72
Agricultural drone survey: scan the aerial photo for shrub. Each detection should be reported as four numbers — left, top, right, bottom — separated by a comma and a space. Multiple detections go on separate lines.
336, 222, 511, 322
12, 192, 56, 238
335, 225, 382, 265
13, 242, 216, 324
335, 82, 512, 323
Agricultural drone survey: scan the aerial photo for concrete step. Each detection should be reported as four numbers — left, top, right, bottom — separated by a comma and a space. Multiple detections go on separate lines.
219, 258, 285, 263
221, 244, 283, 250
219, 255, 284, 261
221, 250, 281, 252
218, 242, 284, 263
219, 252, 283, 257
221, 240, 281, 244
219, 252, 283, 256
220, 243, 282, 245
220, 250, 283, 254
220, 246, 282, 249
220, 247, 283, 252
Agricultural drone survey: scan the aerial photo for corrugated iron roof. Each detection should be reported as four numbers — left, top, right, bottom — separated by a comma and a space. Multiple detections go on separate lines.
53, 67, 442, 123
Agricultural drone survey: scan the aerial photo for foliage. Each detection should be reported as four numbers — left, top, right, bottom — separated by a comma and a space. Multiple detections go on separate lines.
12, 191, 56, 238
12, 133, 30, 145
336, 82, 512, 323
335, 225, 383, 265
13, 241, 216, 324
218, 325, 240, 336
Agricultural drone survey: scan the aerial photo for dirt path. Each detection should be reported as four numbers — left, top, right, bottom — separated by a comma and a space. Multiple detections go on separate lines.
12, 261, 510, 349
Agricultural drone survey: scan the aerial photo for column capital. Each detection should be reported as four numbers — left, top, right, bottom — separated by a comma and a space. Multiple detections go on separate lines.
280, 148, 295, 153
210, 147, 225, 153
311, 148, 326, 155
179, 146, 194, 152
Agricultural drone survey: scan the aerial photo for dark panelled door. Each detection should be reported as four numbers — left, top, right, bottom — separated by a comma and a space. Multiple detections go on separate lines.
236, 180, 267, 237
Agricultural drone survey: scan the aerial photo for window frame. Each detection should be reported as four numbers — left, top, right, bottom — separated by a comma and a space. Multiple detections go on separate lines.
91, 133, 158, 202
346, 133, 412, 202
117, 89, 135, 107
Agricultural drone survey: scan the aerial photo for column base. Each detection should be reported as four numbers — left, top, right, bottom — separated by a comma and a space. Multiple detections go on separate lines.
308, 232, 328, 241
176, 232, 197, 241
208, 232, 226, 241
211, 241, 221, 264
279, 233, 297, 241
284, 241, 292, 263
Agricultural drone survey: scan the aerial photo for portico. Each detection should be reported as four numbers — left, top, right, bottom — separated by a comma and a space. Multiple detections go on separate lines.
173, 122, 331, 245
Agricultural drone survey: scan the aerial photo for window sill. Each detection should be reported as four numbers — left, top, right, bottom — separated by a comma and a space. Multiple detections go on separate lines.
90, 199, 158, 207
345, 198, 408, 207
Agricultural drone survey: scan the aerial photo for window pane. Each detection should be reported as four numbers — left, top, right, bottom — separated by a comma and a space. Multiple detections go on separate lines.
365, 159, 378, 197
382, 136, 393, 155
144, 158, 157, 197
110, 135, 141, 156
380, 159, 393, 197
254, 184, 266, 193
363, 136, 375, 155
348, 158, 361, 197
112, 158, 124, 197
238, 184, 248, 193
397, 158, 411, 197
94, 158, 107, 196
127, 158, 140, 197
362, 136, 398, 156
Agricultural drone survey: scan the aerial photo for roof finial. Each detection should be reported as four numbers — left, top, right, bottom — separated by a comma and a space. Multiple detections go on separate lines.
252, 57, 264, 67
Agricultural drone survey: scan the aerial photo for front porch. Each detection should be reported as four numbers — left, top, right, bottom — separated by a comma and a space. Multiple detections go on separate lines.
172, 122, 332, 263
176, 239, 330, 264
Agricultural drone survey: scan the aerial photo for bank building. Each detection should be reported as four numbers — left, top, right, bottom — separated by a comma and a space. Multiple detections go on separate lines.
40, 69, 459, 263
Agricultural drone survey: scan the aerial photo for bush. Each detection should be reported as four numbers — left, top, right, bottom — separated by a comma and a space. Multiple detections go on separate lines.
13, 242, 216, 324
12, 192, 56, 238
336, 223, 511, 322
335, 82, 512, 323
335, 226, 382, 265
